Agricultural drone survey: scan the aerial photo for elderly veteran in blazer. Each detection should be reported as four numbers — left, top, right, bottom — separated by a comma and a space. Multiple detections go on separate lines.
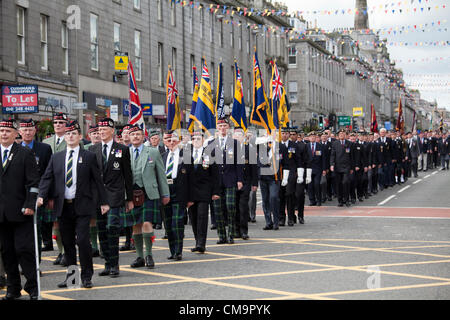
89, 118, 133, 278
162, 131, 193, 261
0, 119, 40, 300
125, 125, 170, 269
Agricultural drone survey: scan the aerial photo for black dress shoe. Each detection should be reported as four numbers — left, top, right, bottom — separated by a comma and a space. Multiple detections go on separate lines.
0, 276, 6, 289
92, 249, 100, 257
358, 198, 364, 202
53, 253, 63, 265
327, 197, 332, 201
120, 243, 131, 251
251, 218, 256, 223
242, 234, 249, 240
351, 199, 356, 204
57, 279, 68, 288
60, 254, 69, 267
228, 237, 234, 244
29, 293, 39, 300
273, 225, 279, 230
338, 203, 344, 207
317, 202, 322, 207
210, 224, 217, 230
99, 267, 111, 277
162, 235, 168, 239
109, 266, 120, 278
299, 218, 304, 225
191, 247, 199, 252
216, 239, 227, 244
346, 202, 351, 207
279, 222, 285, 227
197, 247, 205, 254
288, 221, 294, 227
174, 254, 182, 261
263, 225, 273, 230
130, 257, 145, 268
145, 255, 155, 269
155, 224, 162, 230
82, 279, 93, 289
2, 292, 21, 300
310, 202, 317, 206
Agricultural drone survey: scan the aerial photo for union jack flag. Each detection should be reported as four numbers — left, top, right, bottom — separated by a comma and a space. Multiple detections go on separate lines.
128, 61, 148, 138
272, 63, 283, 102
202, 63, 210, 83
167, 70, 178, 105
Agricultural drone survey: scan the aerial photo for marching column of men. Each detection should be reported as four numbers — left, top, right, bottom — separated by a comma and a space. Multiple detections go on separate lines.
1, 111, 449, 298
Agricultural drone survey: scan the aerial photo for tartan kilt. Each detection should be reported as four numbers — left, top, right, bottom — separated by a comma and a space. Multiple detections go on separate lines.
121, 199, 161, 228
38, 207, 57, 223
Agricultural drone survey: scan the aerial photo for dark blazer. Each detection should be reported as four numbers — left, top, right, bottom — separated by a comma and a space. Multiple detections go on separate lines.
162, 148, 192, 206
27, 141, 52, 178
418, 137, 429, 154
0, 143, 40, 223
208, 137, 244, 188
90, 141, 133, 208
159, 145, 168, 155
351, 142, 364, 170
188, 145, 220, 203
330, 140, 353, 173
392, 138, 404, 161
438, 137, 450, 155
320, 140, 332, 171
360, 141, 371, 168
376, 137, 393, 165
306, 142, 326, 175
237, 142, 258, 189
39, 148, 108, 218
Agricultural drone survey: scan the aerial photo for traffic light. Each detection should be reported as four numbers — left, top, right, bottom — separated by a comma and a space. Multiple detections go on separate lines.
319, 116, 324, 128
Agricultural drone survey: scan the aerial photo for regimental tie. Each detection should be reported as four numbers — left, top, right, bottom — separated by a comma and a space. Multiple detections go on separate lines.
194, 149, 200, 165
134, 148, 140, 162
166, 152, 174, 179
66, 150, 74, 188
56, 138, 61, 146
2, 149, 8, 168
102, 144, 108, 169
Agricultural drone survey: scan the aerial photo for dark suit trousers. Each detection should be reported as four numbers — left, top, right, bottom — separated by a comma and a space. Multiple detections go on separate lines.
236, 186, 250, 236
59, 202, 93, 281
307, 172, 321, 204
0, 219, 37, 295
189, 202, 209, 249
349, 172, 356, 200
295, 183, 306, 219
279, 186, 287, 222
335, 172, 349, 204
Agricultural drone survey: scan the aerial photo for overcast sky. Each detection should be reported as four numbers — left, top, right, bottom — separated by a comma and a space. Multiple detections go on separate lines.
284, 0, 450, 110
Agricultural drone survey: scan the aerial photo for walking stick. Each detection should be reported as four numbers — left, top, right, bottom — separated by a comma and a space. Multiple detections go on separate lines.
33, 199, 41, 300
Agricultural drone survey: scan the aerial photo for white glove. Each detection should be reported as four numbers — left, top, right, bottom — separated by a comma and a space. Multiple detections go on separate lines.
297, 168, 304, 184
305, 168, 312, 185
281, 170, 289, 187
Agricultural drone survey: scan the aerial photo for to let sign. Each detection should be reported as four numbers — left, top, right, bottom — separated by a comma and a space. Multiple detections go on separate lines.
2, 85, 39, 114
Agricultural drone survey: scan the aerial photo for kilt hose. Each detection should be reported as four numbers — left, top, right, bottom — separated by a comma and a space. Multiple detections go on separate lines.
212, 187, 236, 241
163, 202, 186, 257
97, 207, 123, 268
121, 199, 161, 228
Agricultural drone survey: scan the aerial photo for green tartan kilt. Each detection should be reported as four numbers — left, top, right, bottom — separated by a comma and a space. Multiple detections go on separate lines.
38, 207, 57, 223
121, 199, 161, 228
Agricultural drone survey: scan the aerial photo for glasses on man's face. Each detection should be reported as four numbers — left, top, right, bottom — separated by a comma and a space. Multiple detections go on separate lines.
54, 121, 66, 125
192, 137, 202, 141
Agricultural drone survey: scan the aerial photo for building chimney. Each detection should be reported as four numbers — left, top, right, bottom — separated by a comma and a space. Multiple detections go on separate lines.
355, 0, 369, 30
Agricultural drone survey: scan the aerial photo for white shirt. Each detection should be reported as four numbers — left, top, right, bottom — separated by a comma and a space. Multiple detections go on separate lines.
166, 148, 180, 179
101, 139, 114, 162
193, 147, 203, 165
219, 136, 228, 150
1, 143, 13, 166
65, 146, 80, 200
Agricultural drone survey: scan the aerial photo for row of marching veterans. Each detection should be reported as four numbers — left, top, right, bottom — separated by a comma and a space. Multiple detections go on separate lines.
1, 112, 450, 299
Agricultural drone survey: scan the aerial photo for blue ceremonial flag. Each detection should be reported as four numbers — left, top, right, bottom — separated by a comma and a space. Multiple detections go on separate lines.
215, 62, 226, 122
191, 61, 216, 135
230, 61, 247, 131
250, 50, 275, 134
166, 67, 181, 131
188, 66, 199, 133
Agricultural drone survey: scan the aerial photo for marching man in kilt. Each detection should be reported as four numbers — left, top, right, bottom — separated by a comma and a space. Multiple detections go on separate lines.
125, 125, 170, 269
162, 131, 193, 261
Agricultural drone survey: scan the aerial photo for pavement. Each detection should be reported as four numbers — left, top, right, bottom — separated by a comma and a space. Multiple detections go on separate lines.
1, 167, 449, 302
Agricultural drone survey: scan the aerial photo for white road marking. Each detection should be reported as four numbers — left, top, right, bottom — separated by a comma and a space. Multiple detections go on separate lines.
398, 186, 411, 194
413, 179, 422, 185
424, 174, 431, 179
432, 171, 438, 175
378, 195, 396, 206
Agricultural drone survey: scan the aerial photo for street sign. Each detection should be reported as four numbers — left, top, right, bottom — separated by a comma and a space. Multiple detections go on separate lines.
72, 102, 87, 110
123, 100, 152, 116
353, 107, 363, 117
114, 54, 129, 72
110, 105, 119, 121
338, 116, 351, 126
1, 85, 39, 114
